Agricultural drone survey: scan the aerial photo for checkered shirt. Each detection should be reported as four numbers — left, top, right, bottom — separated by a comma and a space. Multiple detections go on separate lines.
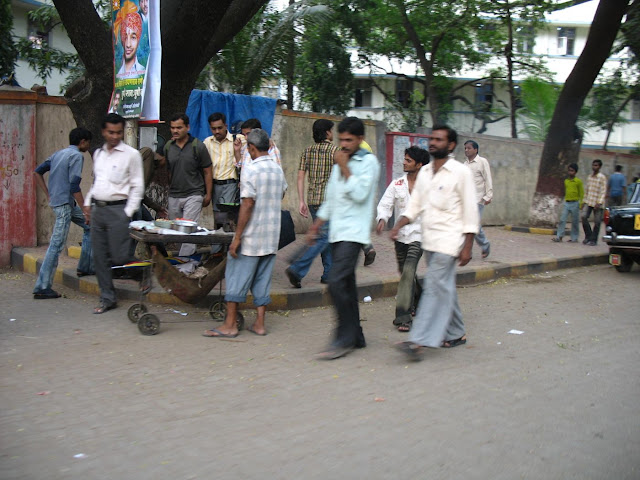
299, 140, 338, 206
584, 172, 607, 207
238, 155, 288, 256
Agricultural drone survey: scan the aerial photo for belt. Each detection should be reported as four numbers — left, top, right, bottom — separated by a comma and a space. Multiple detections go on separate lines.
94, 199, 127, 207
214, 179, 238, 185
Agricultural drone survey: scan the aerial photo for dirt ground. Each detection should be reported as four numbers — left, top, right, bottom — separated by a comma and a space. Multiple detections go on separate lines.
1, 264, 639, 480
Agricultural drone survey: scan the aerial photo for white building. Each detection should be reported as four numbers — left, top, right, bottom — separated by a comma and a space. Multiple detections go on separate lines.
348, 0, 639, 150
11, 0, 76, 95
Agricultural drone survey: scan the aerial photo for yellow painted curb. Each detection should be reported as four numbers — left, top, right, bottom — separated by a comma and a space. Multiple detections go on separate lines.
529, 227, 555, 235
68, 246, 82, 259
23, 254, 37, 275
474, 269, 495, 283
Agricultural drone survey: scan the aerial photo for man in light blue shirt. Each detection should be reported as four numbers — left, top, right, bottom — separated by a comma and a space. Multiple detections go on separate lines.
607, 165, 626, 206
308, 117, 380, 359
33, 127, 93, 299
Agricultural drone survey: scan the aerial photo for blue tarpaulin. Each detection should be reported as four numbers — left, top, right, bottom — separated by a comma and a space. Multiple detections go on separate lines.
185, 90, 277, 141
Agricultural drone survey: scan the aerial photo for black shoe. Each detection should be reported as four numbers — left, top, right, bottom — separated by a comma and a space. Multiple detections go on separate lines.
588, 241, 597, 246
582, 239, 590, 245
76, 270, 94, 277
320, 277, 329, 284
33, 289, 61, 299
285, 268, 301, 288
364, 248, 376, 266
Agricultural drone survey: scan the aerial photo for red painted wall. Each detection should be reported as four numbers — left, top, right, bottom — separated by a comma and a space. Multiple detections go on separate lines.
0, 91, 38, 266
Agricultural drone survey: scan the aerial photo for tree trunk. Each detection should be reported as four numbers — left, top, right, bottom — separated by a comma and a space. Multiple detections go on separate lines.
53, 0, 268, 149
529, 0, 629, 226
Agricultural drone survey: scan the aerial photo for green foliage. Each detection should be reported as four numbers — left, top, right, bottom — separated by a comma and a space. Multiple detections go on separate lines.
383, 89, 426, 132
12, 1, 110, 93
589, 70, 632, 131
0, 0, 18, 78
203, 1, 331, 95
517, 77, 560, 141
297, 22, 354, 115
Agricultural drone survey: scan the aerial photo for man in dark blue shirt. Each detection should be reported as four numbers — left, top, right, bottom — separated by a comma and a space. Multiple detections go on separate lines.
33, 127, 93, 299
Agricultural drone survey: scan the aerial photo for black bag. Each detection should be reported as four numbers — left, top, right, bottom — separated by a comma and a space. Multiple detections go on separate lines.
216, 181, 240, 208
278, 210, 296, 250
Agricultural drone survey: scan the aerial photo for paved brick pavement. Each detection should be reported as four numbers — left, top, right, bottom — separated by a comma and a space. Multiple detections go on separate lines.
12, 227, 609, 309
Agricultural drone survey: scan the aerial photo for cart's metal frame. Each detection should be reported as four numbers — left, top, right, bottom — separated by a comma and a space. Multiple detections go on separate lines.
127, 230, 244, 335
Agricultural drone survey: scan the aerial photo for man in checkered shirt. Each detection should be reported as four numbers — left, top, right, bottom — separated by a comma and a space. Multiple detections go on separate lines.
203, 129, 287, 338
285, 119, 338, 288
581, 159, 607, 246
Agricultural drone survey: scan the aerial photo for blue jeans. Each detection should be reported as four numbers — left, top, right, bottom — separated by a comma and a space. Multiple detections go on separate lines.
224, 252, 276, 306
288, 205, 332, 281
409, 251, 465, 348
71, 205, 94, 274
34, 205, 72, 292
556, 201, 579, 241
475, 203, 490, 252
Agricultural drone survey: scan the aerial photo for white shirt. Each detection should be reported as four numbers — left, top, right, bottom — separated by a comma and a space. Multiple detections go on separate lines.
463, 154, 493, 204
85, 142, 145, 218
402, 159, 479, 257
376, 174, 421, 244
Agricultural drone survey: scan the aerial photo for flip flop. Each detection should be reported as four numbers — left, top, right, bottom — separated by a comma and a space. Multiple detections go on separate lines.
247, 326, 267, 336
316, 346, 353, 360
397, 322, 412, 332
202, 328, 238, 338
93, 302, 117, 314
442, 336, 467, 348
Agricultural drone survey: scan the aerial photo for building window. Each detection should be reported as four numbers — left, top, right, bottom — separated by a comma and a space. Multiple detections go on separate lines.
354, 79, 372, 108
396, 79, 413, 108
475, 83, 493, 113
515, 25, 535, 54
557, 27, 575, 56
27, 18, 51, 49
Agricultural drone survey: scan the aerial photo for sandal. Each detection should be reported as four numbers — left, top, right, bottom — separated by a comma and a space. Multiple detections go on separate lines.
93, 302, 117, 314
397, 322, 412, 332
442, 336, 467, 348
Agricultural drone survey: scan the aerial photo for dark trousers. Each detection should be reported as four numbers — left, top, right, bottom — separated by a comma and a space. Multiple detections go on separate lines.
327, 241, 365, 348
394, 241, 423, 325
581, 205, 603, 244
91, 204, 134, 306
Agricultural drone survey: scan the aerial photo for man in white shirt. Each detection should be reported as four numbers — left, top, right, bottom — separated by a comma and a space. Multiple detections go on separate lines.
233, 118, 281, 168
463, 140, 493, 258
84, 113, 144, 314
390, 125, 478, 360
376, 146, 429, 332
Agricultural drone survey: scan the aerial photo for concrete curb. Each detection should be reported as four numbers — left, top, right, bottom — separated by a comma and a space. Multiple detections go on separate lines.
11, 246, 609, 311
504, 225, 556, 235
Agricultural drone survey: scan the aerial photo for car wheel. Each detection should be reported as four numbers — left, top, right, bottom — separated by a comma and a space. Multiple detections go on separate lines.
615, 254, 633, 273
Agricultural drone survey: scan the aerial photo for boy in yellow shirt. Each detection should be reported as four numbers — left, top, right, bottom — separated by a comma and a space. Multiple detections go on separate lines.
552, 163, 584, 243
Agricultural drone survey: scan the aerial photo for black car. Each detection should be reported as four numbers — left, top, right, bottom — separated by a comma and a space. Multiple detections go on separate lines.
603, 182, 640, 272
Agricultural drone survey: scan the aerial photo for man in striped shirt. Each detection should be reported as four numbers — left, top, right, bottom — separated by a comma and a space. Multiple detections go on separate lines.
285, 119, 337, 288
581, 159, 607, 246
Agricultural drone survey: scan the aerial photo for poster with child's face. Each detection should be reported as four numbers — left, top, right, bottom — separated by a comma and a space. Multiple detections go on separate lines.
110, 0, 150, 118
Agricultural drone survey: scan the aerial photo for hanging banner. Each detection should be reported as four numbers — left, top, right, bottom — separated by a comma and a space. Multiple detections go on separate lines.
108, 0, 161, 120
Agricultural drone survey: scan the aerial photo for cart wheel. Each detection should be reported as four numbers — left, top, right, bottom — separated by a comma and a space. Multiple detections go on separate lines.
138, 313, 160, 336
236, 312, 245, 331
209, 301, 227, 321
127, 303, 148, 323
